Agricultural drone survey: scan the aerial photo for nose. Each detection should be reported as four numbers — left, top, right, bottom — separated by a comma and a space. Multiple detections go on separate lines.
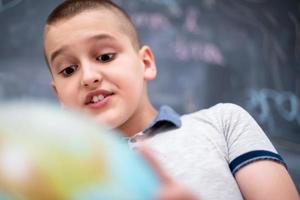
81, 65, 102, 89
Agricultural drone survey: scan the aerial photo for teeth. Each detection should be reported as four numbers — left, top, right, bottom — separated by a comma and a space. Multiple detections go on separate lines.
92, 96, 98, 103
98, 95, 104, 101
91, 95, 105, 103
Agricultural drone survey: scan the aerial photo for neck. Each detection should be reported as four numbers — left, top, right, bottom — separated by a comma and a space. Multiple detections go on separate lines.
117, 99, 157, 137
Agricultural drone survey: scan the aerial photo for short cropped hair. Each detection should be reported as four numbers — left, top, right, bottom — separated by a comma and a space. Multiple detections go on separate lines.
45, 0, 140, 50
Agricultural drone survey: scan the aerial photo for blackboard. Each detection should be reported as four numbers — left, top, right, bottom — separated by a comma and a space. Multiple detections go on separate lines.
0, 0, 299, 191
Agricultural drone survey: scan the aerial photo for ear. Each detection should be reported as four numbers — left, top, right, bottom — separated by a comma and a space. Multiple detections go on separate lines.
139, 46, 157, 80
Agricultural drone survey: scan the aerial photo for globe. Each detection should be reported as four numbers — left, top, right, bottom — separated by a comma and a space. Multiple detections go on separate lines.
0, 101, 159, 200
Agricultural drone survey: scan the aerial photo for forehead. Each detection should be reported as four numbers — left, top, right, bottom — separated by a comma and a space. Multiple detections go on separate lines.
44, 10, 131, 57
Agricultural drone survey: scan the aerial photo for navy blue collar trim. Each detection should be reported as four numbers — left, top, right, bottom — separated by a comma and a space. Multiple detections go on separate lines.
143, 105, 182, 133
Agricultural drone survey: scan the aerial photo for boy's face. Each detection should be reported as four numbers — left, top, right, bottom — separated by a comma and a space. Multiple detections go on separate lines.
44, 9, 156, 133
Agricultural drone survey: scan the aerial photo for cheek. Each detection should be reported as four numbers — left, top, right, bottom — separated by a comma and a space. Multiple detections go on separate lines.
121, 75, 145, 107
109, 58, 144, 91
117, 69, 144, 94
55, 81, 79, 105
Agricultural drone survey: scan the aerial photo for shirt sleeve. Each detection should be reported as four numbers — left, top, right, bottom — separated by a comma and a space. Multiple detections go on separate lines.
216, 103, 286, 175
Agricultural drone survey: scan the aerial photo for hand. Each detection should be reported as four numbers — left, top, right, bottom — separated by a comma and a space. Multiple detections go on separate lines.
136, 145, 200, 200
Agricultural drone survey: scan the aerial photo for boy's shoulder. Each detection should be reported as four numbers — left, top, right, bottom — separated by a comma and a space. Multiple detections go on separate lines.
182, 103, 249, 121
180, 102, 258, 136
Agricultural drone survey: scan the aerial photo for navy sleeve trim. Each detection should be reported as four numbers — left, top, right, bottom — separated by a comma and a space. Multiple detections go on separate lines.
229, 150, 287, 175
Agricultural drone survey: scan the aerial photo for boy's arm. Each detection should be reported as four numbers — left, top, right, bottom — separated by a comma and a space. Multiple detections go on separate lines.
212, 103, 299, 199
235, 160, 299, 200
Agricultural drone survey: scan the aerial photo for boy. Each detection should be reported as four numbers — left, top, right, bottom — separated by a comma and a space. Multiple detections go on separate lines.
43, 0, 299, 199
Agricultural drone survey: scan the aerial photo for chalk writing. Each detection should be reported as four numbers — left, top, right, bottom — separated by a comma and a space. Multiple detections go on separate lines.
131, 6, 224, 66
183, 7, 201, 34
133, 7, 201, 34
246, 88, 300, 131
173, 36, 224, 65
0, 0, 22, 13
132, 13, 170, 30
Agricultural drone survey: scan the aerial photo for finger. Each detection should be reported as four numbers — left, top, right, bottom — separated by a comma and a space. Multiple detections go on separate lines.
135, 144, 173, 184
157, 188, 199, 200
134, 145, 200, 200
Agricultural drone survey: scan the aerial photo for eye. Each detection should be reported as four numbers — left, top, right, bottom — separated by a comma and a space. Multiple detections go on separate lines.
59, 65, 78, 77
96, 53, 116, 63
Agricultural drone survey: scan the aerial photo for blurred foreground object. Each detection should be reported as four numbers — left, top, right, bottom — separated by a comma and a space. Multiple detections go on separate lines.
0, 101, 159, 200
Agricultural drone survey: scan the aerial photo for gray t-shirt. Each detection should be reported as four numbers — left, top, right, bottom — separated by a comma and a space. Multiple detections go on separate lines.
128, 103, 285, 200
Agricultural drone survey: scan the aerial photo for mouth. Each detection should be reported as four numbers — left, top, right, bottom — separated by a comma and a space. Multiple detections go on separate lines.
84, 90, 114, 105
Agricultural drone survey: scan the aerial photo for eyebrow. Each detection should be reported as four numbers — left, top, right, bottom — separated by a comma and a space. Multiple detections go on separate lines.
49, 33, 117, 64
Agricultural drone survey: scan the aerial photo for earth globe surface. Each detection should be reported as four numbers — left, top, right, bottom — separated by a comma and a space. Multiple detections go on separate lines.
0, 101, 159, 200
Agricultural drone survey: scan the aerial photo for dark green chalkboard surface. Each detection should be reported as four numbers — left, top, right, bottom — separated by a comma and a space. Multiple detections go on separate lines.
0, 0, 299, 191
